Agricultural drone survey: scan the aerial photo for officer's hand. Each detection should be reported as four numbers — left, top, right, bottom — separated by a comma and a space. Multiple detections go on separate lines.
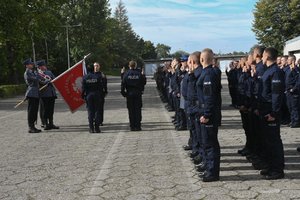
254, 109, 259, 116
239, 105, 247, 112
265, 114, 275, 122
200, 116, 209, 124
121, 91, 127, 97
177, 93, 180, 97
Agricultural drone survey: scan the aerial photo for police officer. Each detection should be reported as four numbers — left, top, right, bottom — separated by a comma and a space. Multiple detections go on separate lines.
121, 61, 146, 131
94, 62, 108, 126
196, 48, 220, 182
280, 56, 291, 125
212, 58, 222, 126
285, 55, 300, 128
176, 56, 188, 131
186, 52, 203, 165
225, 61, 238, 107
23, 58, 42, 133
37, 60, 59, 130
82, 65, 104, 133
259, 47, 285, 180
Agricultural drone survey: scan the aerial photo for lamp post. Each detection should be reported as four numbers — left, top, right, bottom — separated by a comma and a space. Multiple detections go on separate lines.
60, 22, 82, 68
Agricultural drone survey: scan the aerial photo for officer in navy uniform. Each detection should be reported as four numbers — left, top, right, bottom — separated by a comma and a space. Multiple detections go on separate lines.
82, 65, 104, 133
176, 56, 188, 131
196, 48, 220, 182
94, 62, 108, 126
285, 55, 300, 128
23, 58, 42, 133
212, 58, 222, 126
185, 52, 203, 165
259, 47, 285, 180
181, 57, 193, 151
37, 60, 59, 130
121, 61, 146, 131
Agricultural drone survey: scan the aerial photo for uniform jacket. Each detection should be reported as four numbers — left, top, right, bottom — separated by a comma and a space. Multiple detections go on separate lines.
261, 63, 284, 118
82, 72, 104, 97
196, 65, 218, 121
121, 69, 146, 97
24, 68, 40, 98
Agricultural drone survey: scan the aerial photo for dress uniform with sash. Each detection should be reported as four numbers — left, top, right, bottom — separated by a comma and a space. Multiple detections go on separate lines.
37, 60, 59, 130
23, 58, 42, 133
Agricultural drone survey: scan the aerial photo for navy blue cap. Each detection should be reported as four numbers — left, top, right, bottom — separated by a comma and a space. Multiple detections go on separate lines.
23, 58, 34, 66
36, 60, 46, 67
180, 55, 188, 62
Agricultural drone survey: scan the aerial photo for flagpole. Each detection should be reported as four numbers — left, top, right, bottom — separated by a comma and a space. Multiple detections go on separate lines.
39, 53, 91, 91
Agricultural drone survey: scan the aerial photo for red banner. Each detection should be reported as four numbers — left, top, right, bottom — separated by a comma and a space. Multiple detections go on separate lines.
52, 60, 86, 113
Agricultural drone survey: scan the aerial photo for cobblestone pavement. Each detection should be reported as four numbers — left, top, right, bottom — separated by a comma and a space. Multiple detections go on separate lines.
1, 75, 300, 200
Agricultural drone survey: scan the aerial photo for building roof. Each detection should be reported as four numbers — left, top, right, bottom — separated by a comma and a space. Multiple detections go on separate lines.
286, 35, 300, 45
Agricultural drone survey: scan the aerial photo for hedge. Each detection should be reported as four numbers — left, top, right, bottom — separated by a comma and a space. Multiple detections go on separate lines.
0, 84, 27, 98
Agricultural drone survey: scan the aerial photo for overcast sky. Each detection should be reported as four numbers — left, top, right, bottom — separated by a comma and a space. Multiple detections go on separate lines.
109, 0, 258, 54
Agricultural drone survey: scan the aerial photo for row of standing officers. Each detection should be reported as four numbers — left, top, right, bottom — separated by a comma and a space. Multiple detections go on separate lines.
156, 49, 222, 182
155, 47, 288, 182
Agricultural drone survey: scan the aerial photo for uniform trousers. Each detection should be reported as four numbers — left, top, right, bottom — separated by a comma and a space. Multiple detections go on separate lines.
27, 97, 39, 128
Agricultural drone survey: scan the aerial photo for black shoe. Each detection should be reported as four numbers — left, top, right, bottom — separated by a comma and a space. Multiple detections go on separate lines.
240, 149, 251, 156
41, 124, 45, 128
202, 175, 220, 182
237, 147, 248, 155
195, 162, 206, 172
263, 172, 284, 180
193, 155, 202, 165
297, 147, 300, 152
44, 125, 52, 130
89, 129, 95, 133
135, 127, 142, 131
28, 128, 40, 133
182, 145, 192, 151
260, 169, 270, 176
189, 151, 199, 158
34, 127, 42, 132
252, 161, 269, 170
291, 123, 300, 128
100, 123, 104, 126
198, 171, 208, 178
95, 127, 101, 133
50, 124, 60, 129
176, 126, 187, 131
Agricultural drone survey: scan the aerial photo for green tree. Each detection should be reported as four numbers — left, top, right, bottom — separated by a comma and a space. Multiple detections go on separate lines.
171, 50, 189, 58
252, 0, 300, 52
156, 43, 171, 58
141, 40, 157, 59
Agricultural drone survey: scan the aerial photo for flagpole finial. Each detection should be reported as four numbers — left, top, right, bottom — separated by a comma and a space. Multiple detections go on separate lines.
84, 53, 92, 60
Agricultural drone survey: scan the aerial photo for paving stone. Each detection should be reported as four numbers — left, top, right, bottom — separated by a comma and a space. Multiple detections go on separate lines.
229, 190, 258, 199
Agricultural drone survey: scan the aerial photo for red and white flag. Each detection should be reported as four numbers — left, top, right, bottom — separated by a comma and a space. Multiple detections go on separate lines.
52, 58, 88, 113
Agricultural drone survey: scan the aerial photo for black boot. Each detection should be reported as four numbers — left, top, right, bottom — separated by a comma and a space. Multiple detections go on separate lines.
29, 125, 41, 133
49, 119, 59, 129
95, 126, 101, 133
